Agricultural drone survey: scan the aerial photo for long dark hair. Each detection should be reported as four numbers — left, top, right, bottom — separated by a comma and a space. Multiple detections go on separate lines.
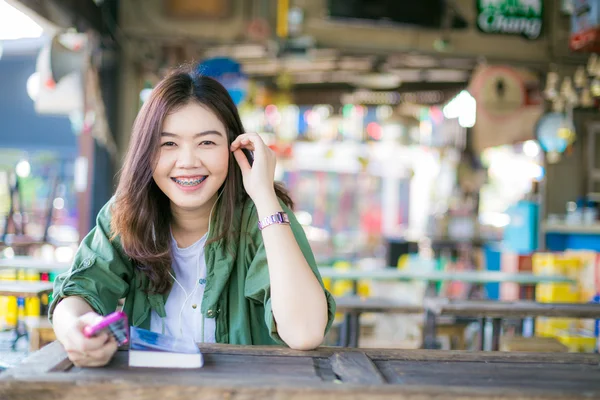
111, 64, 292, 294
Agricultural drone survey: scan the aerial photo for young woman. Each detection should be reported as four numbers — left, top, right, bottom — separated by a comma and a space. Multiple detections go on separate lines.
50, 65, 335, 367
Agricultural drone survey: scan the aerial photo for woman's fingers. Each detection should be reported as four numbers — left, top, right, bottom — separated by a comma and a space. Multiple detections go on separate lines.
230, 133, 264, 153
66, 326, 109, 353
233, 149, 251, 173
67, 336, 118, 367
86, 336, 117, 358
59, 312, 119, 368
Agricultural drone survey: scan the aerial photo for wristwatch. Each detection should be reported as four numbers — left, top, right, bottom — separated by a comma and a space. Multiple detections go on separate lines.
258, 211, 290, 231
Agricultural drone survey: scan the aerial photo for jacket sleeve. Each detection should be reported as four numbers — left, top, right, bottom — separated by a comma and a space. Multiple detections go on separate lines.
48, 198, 134, 323
243, 201, 336, 345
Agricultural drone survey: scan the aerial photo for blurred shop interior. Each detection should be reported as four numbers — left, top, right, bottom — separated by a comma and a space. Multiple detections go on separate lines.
1, 0, 600, 355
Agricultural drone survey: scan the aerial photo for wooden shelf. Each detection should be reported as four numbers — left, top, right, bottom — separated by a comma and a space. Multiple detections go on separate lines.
542, 222, 600, 235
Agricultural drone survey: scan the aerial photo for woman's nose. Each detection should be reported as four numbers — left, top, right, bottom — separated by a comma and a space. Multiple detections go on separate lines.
176, 146, 199, 168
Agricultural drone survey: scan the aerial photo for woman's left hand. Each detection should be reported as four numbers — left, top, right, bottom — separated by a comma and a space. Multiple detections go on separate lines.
231, 132, 276, 203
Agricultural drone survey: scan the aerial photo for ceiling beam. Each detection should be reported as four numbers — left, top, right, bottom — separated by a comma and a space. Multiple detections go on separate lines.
8, 0, 107, 35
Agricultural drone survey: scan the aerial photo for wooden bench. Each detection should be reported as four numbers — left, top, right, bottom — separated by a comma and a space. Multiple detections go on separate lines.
335, 296, 474, 349
500, 336, 569, 353
423, 299, 600, 351
0, 281, 54, 297
0, 281, 54, 351
0, 256, 70, 273
334, 296, 424, 348
28, 318, 55, 351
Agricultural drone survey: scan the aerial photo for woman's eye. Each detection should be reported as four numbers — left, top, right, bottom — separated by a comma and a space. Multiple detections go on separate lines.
161, 141, 176, 147
200, 141, 216, 146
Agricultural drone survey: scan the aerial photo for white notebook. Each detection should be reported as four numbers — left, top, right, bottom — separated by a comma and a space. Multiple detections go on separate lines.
128, 326, 204, 369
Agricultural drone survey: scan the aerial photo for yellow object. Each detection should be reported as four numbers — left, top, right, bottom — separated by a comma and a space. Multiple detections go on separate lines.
331, 261, 353, 297
276, 0, 289, 38
25, 271, 41, 317
0, 269, 17, 328
332, 280, 353, 297
323, 277, 332, 292
357, 280, 371, 297
2, 297, 17, 328
557, 127, 575, 144
563, 250, 599, 302
500, 336, 568, 352
397, 254, 409, 270
536, 283, 580, 303
532, 253, 583, 278
533, 253, 586, 303
536, 317, 576, 337
17, 269, 26, 281
332, 261, 351, 271
556, 331, 597, 353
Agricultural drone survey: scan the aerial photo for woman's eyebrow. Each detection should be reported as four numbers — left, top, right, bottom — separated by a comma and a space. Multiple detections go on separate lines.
160, 130, 224, 138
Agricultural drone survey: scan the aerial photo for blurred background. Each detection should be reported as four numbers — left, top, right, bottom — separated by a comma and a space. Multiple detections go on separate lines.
1, 0, 600, 362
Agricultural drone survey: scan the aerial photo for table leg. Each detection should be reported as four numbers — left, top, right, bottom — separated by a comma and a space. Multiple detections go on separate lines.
516, 317, 534, 338
338, 314, 350, 347
478, 318, 486, 351
423, 310, 439, 349
491, 318, 502, 351
347, 312, 360, 348
11, 298, 29, 351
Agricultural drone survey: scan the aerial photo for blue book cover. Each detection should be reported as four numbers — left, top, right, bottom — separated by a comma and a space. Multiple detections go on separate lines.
129, 326, 201, 354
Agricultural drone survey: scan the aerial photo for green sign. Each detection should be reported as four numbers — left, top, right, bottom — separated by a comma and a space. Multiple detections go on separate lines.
476, 0, 543, 40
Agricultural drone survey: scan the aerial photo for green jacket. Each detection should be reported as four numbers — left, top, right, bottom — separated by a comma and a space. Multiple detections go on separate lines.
49, 197, 336, 345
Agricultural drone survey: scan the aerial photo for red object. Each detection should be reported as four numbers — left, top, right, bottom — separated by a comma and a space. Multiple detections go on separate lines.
269, 143, 293, 158
366, 123, 382, 140
570, 27, 600, 52
45, 78, 56, 89
40, 273, 49, 281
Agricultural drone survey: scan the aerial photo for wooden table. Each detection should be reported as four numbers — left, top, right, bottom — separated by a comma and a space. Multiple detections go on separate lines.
318, 267, 576, 284
423, 299, 600, 351
0, 281, 54, 298
0, 281, 54, 351
325, 268, 576, 349
0, 256, 70, 273
1, 342, 599, 399
335, 296, 424, 347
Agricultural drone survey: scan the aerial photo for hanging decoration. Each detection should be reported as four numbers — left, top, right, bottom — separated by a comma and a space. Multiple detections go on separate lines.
569, 0, 600, 53
535, 112, 576, 163
542, 53, 600, 126
197, 57, 248, 105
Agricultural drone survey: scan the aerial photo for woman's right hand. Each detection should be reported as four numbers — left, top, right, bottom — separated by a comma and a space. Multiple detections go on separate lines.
57, 312, 118, 367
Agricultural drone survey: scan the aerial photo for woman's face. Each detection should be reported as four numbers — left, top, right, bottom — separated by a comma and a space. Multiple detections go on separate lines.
153, 102, 230, 214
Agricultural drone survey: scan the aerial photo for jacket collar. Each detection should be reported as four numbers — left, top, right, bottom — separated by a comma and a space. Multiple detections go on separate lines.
200, 202, 242, 314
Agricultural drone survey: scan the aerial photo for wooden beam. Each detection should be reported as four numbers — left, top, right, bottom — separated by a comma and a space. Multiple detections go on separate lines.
334, 296, 424, 314
0, 281, 53, 297
424, 299, 600, 319
9, 0, 106, 35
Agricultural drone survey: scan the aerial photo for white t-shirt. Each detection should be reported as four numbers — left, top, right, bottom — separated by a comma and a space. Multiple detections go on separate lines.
150, 233, 216, 342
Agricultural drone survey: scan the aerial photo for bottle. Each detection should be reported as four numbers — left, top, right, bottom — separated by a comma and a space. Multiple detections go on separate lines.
593, 294, 600, 353
584, 200, 599, 225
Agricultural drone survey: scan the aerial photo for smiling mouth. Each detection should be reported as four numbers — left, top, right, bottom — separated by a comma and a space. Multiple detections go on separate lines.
171, 176, 207, 186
